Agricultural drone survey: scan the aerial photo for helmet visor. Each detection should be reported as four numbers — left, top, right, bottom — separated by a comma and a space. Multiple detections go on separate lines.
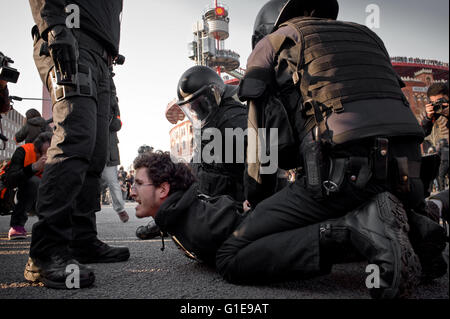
179, 93, 215, 128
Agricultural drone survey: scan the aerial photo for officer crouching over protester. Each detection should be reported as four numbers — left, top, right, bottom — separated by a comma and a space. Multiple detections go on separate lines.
136, 66, 248, 240
215, 0, 447, 298
176, 65, 247, 202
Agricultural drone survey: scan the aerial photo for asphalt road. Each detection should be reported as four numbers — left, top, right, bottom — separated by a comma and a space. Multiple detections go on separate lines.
0, 202, 448, 301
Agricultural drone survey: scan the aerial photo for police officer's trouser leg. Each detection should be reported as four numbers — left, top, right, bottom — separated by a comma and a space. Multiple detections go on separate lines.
29, 48, 110, 260
216, 178, 381, 283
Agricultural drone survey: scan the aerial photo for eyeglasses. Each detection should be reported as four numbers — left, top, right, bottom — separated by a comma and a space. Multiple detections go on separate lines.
131, 182, 154, 190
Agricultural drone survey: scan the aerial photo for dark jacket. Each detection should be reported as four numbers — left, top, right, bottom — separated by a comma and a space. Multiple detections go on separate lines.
106, 77, 121, 167
421, 112, 449, 137
29, 0, 123, 55
193, 97, 247, 202
15, 117, 52, 144
0, 85, 10, 113
154, 183, 247, 266
4, 144, 40, 188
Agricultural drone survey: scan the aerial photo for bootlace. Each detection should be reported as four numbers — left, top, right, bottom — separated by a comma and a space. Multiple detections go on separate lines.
160, 232, 165, 251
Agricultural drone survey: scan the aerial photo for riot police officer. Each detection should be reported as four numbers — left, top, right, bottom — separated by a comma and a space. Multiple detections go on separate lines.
25, 0, 129, 289
216, 0, 446, 299
136, 66, 247, 240
176, 66, 247, 202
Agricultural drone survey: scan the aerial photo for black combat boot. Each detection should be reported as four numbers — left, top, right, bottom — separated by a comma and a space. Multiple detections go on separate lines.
69, 238, 130, 264
320, 192, 422, 299
24, 254, 95, 289
407, 210, 447, 282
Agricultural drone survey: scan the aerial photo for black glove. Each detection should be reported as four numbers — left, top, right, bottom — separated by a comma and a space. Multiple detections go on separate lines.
109, 116, 122, 132
47, 25, 79, 85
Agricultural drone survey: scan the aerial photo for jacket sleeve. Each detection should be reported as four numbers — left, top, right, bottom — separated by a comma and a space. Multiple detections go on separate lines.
0, 85, 11, 113
29, 0, 67, 40
420, 112, 435, 137
4, 148, 35, 188
14, 124, 29, 144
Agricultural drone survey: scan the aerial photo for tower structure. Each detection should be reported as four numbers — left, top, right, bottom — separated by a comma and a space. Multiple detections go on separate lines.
188, 1, 240, 76
166, 1, 244, 161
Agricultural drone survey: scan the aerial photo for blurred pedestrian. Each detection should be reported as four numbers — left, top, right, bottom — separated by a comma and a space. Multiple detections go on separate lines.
14, 108, 52, 144
5, 132, 52, 240
100, 72, 129, 222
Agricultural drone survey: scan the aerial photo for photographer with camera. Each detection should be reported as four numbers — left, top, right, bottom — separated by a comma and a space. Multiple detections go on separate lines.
421, 82, 449, 192
421, 82, 449, 137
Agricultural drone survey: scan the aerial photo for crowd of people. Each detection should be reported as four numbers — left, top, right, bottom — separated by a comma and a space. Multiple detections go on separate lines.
0, 0, 448, 299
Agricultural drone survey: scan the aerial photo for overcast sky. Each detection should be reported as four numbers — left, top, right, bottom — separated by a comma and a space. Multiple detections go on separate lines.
1, 0, 448, 169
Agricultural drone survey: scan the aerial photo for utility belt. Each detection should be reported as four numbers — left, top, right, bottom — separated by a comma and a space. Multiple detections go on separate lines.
301, 134, 422, 199
32, 26, 114, 66
72, 29, 114, 66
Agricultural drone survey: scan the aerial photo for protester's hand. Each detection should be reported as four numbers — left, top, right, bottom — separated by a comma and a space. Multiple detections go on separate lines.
47, 25, 79, 83
0, 80, 7, 89
425, 103, 435, 119
243, 200, 252, 213
32, 155, 47, 172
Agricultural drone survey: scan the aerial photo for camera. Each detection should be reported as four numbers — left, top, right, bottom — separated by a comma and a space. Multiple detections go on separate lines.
0, 52, 20, 83
114, 54, 125, 65
432, 97, 449, 114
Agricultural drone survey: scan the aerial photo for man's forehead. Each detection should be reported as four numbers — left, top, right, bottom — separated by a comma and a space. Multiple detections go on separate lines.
430, 94, 448, 100
135, 168, 150, 181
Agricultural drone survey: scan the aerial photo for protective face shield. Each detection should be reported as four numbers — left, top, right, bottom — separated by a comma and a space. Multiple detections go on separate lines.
176, 66, 225, 128
178, 84, 222, 129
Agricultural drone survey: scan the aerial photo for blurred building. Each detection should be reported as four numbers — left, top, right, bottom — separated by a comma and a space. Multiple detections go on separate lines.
0, 108, 25, 161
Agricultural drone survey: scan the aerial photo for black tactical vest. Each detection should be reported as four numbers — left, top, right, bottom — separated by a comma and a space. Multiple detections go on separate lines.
277, 17, 407, 112
267, 17, 424, 146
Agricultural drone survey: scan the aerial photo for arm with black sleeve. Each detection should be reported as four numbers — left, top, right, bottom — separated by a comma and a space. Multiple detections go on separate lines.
4, 148, 35, 189
29, 0, 79, 85
238, 67, 279, 207
0, 82, 11, 114
420, 114, 435, 137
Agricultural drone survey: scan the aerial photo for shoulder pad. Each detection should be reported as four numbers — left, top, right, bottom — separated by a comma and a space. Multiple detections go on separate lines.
238, 67, 274, 101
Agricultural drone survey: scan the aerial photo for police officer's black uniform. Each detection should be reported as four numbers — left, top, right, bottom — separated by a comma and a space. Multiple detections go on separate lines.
216, 0, 446, 299
177, 66, 247, 202
25, 0, 128, 289
192, 97, 247, 202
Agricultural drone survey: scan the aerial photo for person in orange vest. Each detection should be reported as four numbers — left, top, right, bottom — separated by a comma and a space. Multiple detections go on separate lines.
5, 132, 52, 240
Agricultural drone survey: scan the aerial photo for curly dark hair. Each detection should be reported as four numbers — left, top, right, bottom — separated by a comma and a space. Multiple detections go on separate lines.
133, 151, 196, 195
427, 82, 448, 98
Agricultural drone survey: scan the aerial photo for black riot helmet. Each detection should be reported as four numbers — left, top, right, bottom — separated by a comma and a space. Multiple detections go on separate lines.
252, 0, 288, 49
274, 0, 339, 29
176, 66, 225, 128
